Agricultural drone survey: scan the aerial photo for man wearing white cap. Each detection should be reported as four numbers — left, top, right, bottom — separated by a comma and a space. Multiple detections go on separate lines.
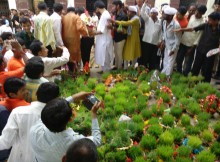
160, 7, 181, 78
140, 0, 162, 70
110, 6, 141, 69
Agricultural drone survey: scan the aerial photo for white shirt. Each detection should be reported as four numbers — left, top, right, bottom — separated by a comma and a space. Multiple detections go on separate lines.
41, 47, 70, 81
141, 3, 162, 45
50, 12, 64, 46
30, 119, 101, 162
163, 19, 182, 52
95, 10, 113, 66
0, 101, 46, 162
0, 25, 12, 35
181, 15, 204, 47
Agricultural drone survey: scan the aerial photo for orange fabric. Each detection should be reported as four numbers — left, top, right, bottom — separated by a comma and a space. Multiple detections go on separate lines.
175, 16, 189, 28
62, 13, 88, 62
7, 57, 25, 71
0, 68, 24, 98
0, 98, 30, 111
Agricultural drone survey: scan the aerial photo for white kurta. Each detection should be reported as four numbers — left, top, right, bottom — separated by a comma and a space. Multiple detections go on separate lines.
162, 19, 181, 76
95, 10, 113, 71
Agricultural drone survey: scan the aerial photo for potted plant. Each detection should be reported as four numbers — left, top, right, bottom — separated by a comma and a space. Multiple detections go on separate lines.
139, 81, 151, 94
146, 124, 163, 138
181, 114, 191, 127
186, 126, 200, 135
148, 117, 159, 125
187, 136, 202, 150
210, 141, 220, 158
134, 156, 146, 162
171, 105, 183, 119
170, 127, 185, 144
141, 109, 153, 120
214, 121, 220, 134
95, 83, 106, 98
114, 105, 124, 116
140, 134, 157, 151
196, 150, 216, 162
201, 129, 213, 145
156, 145, 174, 161
151, 103, 165, 116
132, 114, 143, 124
127, 146, 143, 161
87, 78, 98, 90
162, 114, 175, 127
197, 112, 211, 121
159, 131, 174, 145
185, 102, 200, 116
177, 145, 192, 157
175, 157, 192, 162
146, 150, 157, 162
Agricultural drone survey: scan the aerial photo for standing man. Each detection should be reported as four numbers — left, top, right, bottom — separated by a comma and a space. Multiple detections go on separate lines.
176, 5, 207, 75
140, 0, 162, 70
93, 0, 114, 73
175, 12, 220, 82
50, 3, 64, 47
161, 7, 181, 78
112, 0, 128, 70
110, 6, 141, 69
62, 7, 88, 72
34, 2, 56, 57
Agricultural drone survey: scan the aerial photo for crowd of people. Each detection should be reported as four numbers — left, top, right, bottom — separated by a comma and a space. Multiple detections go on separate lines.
0, 0, 220, 161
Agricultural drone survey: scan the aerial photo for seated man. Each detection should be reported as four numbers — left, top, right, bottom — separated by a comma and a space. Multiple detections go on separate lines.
29, 40, 70, 81
23, 56, 48, 102
30, 98, 101, 162
62, 138, 98, 162
0, 82, 91, 162
0, 77, 29, 111
0, 54, 24, 99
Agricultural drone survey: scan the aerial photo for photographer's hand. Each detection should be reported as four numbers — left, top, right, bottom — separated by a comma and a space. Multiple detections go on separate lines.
71, 92, 92, 103
91, 102, 101, 119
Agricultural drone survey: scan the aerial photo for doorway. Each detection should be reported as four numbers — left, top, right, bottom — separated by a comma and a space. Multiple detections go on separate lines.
0, 0, 10, 17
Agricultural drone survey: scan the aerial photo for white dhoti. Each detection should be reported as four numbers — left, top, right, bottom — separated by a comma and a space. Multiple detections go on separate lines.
162, 47, 177, 76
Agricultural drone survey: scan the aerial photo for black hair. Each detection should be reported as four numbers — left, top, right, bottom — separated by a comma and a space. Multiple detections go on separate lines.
4, 77, 26, 98
24, 56, 44, 79
197, 5, 207, 15
53, 3, 63, 13
94, 0, 106, 10
112, 0, 123, 8
77, 7, 85, 15
0, 19, 6, 25
1, 32, 13, 41
161, 3, 168, 7
41, 98, 72, 133
215, 0, 220, 5
38, 2, 47, 11
29, 40, 43, 56
208, 11, 220, 21
16, 37, 25, 47
67, 7, 76, 13
65, 138, 98, 162
19, 17, 31, 25
178, 6, 187, 15
36, 82, 60, 103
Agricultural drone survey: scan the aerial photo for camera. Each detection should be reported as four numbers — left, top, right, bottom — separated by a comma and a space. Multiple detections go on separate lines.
82, 95, 100, 110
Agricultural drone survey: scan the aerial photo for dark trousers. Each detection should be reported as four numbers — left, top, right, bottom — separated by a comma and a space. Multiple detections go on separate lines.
191, 49, 216, 82
138, 35, 144, 65
139, 42, 160, 70
215, 58, 220, 76
176, 43, 195, 75
81, 37, 94, 66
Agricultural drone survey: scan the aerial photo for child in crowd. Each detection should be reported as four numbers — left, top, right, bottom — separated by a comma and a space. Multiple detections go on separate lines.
30, 98, 101, 162
16, 17, 35, 49
23, 56, 48, 102
0, 77, 29, 111
29, 40, 70, 81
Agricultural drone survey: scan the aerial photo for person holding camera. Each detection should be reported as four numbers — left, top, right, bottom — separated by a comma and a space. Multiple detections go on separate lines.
30, 97, 101, 162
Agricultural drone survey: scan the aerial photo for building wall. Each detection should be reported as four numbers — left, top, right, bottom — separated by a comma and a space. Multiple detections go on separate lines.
14, 0, 208, 12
